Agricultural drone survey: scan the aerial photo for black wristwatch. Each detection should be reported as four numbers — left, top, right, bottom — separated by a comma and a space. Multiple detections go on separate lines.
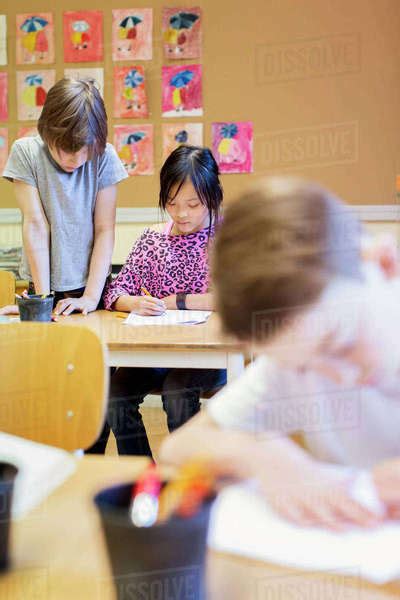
176, 292, 187, 310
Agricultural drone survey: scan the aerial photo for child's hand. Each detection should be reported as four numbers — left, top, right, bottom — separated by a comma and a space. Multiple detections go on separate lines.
373, 458, 400, 517
134, 296, 166, 316
259, 458, 382, 531
54, 295, 98, 316
0, 304, 19, 315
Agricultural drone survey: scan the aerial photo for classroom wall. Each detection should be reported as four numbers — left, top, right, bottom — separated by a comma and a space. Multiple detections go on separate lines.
0, 0, 400, 209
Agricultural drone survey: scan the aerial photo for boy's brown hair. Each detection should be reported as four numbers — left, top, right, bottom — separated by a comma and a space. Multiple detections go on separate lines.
38, 78, 107, 157
213, 177, 362, 343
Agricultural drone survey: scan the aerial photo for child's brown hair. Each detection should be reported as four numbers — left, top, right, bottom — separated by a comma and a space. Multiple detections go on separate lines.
38, 77, 107, 157
213, 177, 362, 343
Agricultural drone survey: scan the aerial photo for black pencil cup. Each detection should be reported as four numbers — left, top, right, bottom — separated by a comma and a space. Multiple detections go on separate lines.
0, 462, 18, 571
94, 482, 215, 600
17, 295, 53, 322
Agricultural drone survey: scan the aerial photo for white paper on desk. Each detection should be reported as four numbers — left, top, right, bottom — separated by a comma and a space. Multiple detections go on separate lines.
208, 477, 400, 584
124, 310, 211, 326
0, 432, 77, 519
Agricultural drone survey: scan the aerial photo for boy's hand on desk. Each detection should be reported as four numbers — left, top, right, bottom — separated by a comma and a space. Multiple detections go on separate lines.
259, 459, 382, 531
134, 296, 166, 316
54, 295, 98, 316
0, 304, 19, 315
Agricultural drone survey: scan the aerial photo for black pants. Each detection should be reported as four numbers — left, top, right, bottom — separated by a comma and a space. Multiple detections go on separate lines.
87, 367, 227, 457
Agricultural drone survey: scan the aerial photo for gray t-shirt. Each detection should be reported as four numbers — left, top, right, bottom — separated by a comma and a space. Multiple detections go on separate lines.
2, 136, 128, 291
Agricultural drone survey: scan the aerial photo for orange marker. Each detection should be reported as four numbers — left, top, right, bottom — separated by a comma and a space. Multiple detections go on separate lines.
141, 287, 152, 296
157, 458, 215, 523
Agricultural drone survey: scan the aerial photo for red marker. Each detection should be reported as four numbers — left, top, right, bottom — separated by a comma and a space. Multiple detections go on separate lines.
130, 464, 161, 527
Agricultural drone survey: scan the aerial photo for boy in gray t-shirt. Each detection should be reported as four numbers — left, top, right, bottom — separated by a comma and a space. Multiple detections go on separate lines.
1, 77, 128, 316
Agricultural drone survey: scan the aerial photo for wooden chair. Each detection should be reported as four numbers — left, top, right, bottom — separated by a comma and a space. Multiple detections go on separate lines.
0, 323, 108, 451
0, 270, 15, 307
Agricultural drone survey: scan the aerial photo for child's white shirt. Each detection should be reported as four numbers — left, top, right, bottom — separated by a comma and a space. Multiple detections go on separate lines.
208, 266, 400, 468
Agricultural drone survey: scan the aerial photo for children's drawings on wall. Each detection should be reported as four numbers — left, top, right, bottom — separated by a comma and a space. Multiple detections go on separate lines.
63, 11, 103, 63
114, 125, 154, 176
0, 72, 7, 120
112, 9, 153, 61
64, 67, 104, 97
0, 16, 7, 65
16, 13, 55, 65
162, 7, 201, 59
114, 66, 148, 119
0, 127, 8, 170
17, 70, 55, 121
162, 64, 202, 117
162, 123, 203, 162
212, 122, 253, 173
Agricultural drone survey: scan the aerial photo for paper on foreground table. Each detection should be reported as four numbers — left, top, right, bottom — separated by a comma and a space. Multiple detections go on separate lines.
124, 310, 211, 326
208, 474, 400, 584
0, 432, 76, 519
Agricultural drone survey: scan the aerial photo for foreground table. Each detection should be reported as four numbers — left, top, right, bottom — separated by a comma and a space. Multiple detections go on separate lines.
1, 456, 398, 600
61, 310, 245, 382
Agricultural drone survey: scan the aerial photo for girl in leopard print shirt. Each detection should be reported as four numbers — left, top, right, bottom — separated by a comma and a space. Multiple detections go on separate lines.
90, 146, 226, 456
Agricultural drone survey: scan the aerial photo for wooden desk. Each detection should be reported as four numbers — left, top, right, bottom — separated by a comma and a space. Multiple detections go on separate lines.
61, 310, 245, 382
1, 456, 398, 600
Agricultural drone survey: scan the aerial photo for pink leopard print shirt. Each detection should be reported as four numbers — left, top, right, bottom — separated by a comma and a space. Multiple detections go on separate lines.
103, 221, 215, 309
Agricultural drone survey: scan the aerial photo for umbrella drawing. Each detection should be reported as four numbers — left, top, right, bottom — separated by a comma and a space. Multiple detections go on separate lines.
175, 130, 188, 143
71, 20, 90, 49
21, 16, 48, 32
170, 70, 194, 110
217, 124, 244, 164
25, 74, 43, 86
170, 12, 199, 30
118, 132, 146, 169
123, 70, 144, 111
165, 12, 199, 50
118, 15, 142, 40
22, 74, 47, 109
72, 20, 90, 32
124, 70, 144, 88
20, 17, 49, 56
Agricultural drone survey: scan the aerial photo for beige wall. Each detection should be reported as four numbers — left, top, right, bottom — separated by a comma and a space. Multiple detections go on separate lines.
0, 0, 400, 208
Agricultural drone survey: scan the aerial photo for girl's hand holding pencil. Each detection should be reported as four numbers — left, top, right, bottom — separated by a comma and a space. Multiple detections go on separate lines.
131, 287, 166, 316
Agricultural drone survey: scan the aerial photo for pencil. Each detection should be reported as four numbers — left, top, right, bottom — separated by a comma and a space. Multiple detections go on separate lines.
141, 287, 152, 296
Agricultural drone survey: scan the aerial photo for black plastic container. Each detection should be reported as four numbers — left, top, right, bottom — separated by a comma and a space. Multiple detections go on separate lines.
0, 462, 18, 571
94, 482, 214, 600
17, 295, 53, 322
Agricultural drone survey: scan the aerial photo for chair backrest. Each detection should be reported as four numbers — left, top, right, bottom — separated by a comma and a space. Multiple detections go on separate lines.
0, 323, 108, 451
0, 270, 15, 307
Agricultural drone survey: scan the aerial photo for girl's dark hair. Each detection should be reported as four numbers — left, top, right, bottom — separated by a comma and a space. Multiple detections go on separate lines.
38, 77, 107, 157
159, 145, 223, 232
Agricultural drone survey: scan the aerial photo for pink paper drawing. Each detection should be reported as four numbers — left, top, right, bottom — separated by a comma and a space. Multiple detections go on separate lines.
162, 64, 202, 117
114, 66, 148, 119
212, 122, 253, 173
17, 70, 55, 121
0, 72, 7, 120
63, 11, 103, 63
0, 127, 8, 170
112, 9, 152, 61
162, 7, 201, 59
162, 123, 203, 162
18, 126, 38, 138
64, 67, 104, 97
114, 125, 154, 176
16, 13, 55, 65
